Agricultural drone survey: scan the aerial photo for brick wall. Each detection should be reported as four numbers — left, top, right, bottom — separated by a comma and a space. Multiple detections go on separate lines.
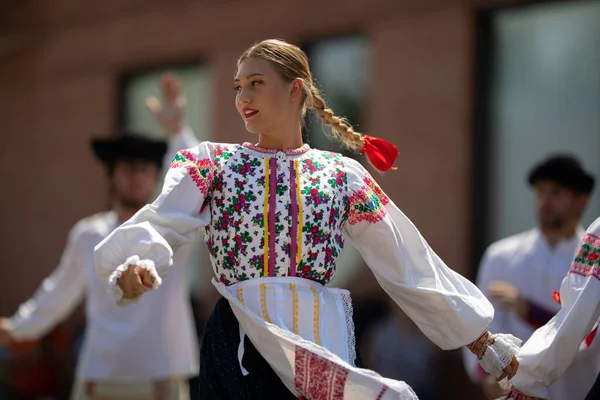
0, 0, 473, 316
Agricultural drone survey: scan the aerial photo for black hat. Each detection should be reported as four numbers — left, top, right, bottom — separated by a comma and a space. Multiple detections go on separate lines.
91, 132, 167, 168
528, 154, 595, 194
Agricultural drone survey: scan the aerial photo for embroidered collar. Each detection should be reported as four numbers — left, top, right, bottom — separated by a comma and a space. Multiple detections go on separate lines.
242, 142, 310, 156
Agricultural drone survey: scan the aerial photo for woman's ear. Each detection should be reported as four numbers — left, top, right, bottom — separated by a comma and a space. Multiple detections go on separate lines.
289, 78, 304, 103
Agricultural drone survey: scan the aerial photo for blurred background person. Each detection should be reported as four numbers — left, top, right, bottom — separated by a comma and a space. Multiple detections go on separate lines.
0, 74, 201, 400
463, 155, 598, 399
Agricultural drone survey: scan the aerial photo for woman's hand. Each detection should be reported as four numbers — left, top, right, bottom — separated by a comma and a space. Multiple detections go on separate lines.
116, 264, 155, 300
497, 355, 519, 381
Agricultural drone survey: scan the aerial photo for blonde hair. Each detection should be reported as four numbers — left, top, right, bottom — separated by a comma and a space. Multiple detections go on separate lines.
237, 39, 364, 152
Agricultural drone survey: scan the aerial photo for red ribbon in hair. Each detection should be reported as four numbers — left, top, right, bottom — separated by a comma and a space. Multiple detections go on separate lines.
361, 135, 399, 172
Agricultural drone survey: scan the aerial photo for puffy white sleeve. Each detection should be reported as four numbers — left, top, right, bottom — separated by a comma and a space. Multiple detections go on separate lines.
462, 247, 515, 383
94, 142, 214, 304
506, 217, 600, 399
342, 158, 519, 377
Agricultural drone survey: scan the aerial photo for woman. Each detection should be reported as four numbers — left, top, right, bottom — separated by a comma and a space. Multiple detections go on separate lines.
501, 217, 600, 400
94, 39, 520, 399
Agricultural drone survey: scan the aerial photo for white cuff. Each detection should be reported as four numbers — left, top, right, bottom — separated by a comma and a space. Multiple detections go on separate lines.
478, 333, 522, 378
107, 255, 162, 307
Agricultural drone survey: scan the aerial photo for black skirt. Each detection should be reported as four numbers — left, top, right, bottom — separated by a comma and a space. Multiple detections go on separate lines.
198, 297, 297, 399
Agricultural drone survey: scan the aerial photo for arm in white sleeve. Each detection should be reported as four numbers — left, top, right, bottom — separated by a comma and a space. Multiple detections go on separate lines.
342, 158, 519, 378
94, 142, 214, 304
507, 217, 600, 399
6, 225, 88, 340
463, 249, 512, 383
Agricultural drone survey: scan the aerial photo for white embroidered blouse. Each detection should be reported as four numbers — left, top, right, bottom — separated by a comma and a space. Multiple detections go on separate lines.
94, 141, 498, 351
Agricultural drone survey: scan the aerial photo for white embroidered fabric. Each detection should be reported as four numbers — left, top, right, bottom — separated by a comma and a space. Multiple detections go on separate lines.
214, 277, 419, 399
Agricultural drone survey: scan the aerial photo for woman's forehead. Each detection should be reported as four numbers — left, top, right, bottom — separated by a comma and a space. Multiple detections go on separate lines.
235, 58, 276, 80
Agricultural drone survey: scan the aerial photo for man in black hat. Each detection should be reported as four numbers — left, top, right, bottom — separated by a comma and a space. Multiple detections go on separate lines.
0, 73, 201, 400
525, 155, 595, 238
92, 133, 167, 216
463, 154, 598, 399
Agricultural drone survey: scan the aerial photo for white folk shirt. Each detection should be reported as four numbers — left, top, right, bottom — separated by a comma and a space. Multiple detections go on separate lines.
463, 226, 600, 399
95, 142, 502, 399
509, 217, 600, 399
7, 129, 201, 382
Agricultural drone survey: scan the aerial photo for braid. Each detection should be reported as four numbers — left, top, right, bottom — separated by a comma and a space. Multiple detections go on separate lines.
308, 86, 364, 151
235, 39, 397, 172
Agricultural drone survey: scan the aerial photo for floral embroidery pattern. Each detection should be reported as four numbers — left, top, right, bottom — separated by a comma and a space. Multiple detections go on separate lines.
347, 176, 389, 225
569, 233, 600, 280
199, 144, 381, 286
295, 346, 349, 400
295, 152, 346, 283
170, 150, 214, 197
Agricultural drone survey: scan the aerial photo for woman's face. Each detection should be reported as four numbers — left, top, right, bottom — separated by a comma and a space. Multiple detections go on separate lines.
234, 58, 301, 135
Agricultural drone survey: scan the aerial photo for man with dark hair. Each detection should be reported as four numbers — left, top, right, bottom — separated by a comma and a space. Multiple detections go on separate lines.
526, 155, 595, 230
0, 74, 200, 400
463, 154, 598, 399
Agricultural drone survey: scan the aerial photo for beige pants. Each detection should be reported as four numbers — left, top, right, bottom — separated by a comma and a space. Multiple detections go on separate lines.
71, 379, 190, 400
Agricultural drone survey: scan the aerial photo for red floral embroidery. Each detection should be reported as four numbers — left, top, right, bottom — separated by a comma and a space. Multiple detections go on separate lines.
347, 177, 390, 225
203, 145, 348, 285
169, 150, 214, 197
365, 177, 389, 205
295, 346, 349, 400
568, 233, 600, 281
